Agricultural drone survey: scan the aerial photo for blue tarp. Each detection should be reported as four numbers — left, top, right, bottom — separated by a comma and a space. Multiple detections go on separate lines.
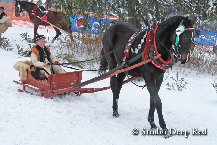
194, 29, 217, 46
69, 14, 118, 34
0, 0, 14, 3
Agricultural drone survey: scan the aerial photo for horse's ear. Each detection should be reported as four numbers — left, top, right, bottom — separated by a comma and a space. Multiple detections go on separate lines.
191, 17, 197, 25
185, 16, 196, 25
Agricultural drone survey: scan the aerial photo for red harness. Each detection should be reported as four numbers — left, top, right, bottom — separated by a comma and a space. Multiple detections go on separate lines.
33, 5, 38, 17
151, 26, 173, 70
125, 26, 173, 70
142, 30, 153, 61
33, 5, 47, 22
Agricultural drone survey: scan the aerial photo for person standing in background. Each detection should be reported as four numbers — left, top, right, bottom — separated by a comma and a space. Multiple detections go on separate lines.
0, 6, 12, 39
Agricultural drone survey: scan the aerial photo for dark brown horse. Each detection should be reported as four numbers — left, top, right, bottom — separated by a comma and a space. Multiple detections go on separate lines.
14, 0, 72, 42
99, 16, 195, 137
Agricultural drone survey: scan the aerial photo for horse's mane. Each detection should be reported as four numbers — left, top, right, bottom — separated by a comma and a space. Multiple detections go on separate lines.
17, 1, 47, 12
159, 16, 194, 30
158, 16, 183, 34
18, 1, 61, 15
159, 16, 184, 27
157, 16, 194, 37
18, 1, 38, 7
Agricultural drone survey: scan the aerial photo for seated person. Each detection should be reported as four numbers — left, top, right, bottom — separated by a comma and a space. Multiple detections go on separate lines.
31, 35, 65, 79
0, 6, 12, 39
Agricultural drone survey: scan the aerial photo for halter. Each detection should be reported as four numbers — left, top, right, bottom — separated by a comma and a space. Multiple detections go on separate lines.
16, 2, 27, 15
175, 24, 194, 46
17, 3, 21, 14
173, 24, 194, 60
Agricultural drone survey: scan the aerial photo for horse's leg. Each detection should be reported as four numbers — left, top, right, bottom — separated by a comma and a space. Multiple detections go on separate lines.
110, 75, 118, 117
147, 74, 164, 129
69, 29, 73, 42
148, 98, 157, 129
143, 72, 166, 130
112, 73, 126, 117
109, 58, 118, 117
52, 27, 62, 43
108, 56, 122, 117
34, 24, 39, 40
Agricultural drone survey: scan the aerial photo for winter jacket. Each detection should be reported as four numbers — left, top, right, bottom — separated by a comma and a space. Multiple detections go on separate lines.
31, 45, 65, 77
31, 45, 57, 67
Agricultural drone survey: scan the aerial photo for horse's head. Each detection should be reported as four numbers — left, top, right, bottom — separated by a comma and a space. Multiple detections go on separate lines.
15, 0, 22, 17
171, 17, 196, 64
15, 0, 35, 17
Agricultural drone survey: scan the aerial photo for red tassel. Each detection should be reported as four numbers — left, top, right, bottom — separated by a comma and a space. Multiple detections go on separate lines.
125, 51, 130, 59
33, 5, 38, 17
41, 15, 47, 22
142, 31, 153, 60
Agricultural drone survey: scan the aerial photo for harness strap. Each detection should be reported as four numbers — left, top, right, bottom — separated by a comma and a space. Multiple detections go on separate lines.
153, 26, 173, 65
142, 30, 153, 60
33, 5, 38, 17
124, 30, 145, 59
125, 26, 174, 70
33, 5, 47, 22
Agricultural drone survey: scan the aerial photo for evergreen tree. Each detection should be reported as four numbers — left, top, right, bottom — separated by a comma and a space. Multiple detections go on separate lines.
43, 0, 217, 28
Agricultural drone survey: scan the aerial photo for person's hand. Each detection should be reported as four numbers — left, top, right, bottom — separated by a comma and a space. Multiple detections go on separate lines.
54, 61, 59, 65
30, 65, 36, 71
44, 62, 50, 67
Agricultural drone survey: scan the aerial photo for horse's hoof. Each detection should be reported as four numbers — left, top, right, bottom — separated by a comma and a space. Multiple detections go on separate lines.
113, 111, 120, 117
151, 124, 157, 129
164, 133, 172, 139
163, 128, 172, 139
98, 67, 106, 76
98, 70, 106, 76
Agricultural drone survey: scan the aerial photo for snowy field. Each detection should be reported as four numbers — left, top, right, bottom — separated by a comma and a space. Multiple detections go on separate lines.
0, 26, 217, 145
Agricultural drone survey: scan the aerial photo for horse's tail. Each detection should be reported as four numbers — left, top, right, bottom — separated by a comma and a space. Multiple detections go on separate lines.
99, 25, 117, 74
99, 48, 108, 74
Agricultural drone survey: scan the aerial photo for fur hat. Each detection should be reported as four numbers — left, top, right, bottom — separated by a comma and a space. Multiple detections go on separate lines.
34, 35, 46, 42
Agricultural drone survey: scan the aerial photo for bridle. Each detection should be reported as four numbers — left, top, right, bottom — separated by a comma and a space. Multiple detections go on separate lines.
16, 2, 22, 15
150, 22, 195, 69
172, 24, 194, 61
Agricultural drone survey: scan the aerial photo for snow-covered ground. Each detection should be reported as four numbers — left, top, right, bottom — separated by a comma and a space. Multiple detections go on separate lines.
0, 26, 217, 145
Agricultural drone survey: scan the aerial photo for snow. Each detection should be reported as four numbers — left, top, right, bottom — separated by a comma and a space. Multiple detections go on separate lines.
0, 26, 217, 145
